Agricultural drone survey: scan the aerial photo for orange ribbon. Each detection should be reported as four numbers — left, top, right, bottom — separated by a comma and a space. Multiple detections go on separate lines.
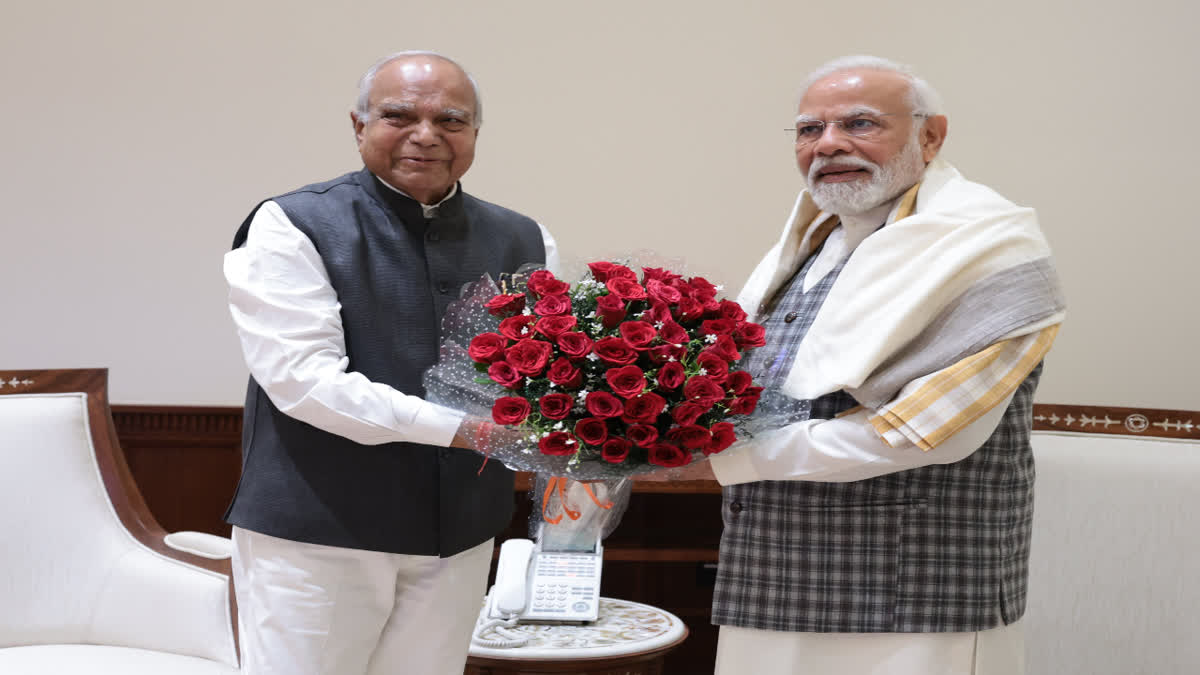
541, 476, 614, 524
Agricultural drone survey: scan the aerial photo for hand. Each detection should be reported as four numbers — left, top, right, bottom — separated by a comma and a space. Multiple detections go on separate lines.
450, 416, 529, 451
636, 457, 717, 483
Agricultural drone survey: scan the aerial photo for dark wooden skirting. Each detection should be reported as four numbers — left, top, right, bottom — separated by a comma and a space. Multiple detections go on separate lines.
108, 401, 1197, 675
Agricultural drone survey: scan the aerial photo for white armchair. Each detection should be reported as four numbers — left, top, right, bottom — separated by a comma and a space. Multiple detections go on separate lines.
0, 369, 239, 673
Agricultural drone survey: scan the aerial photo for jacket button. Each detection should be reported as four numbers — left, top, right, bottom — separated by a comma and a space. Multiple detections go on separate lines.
784, 312, 798, 323
427, 230, 440, 242
438, 281, 449, 294
729, 501, 743, 514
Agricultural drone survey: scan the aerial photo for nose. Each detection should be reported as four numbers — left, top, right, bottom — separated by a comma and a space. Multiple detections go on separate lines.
812, 123, 852, 156
409, 119, 438, 145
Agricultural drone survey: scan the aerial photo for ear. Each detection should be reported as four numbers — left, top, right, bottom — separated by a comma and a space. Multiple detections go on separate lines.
920, 114, 948, 163
351, 110, 366, 147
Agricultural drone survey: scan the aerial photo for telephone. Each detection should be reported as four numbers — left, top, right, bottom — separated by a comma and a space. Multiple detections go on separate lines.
485, 536, 603, 623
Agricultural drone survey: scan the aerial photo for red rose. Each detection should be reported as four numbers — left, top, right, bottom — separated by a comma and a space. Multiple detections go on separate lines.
718, 299, 748, 323
702, 297, 722, 317
688, 276, 718, 301
485, 293, 526, 317
538, 393, 574, 420
727, 370, 753, 395
683, 375, 726, 407
676, 297, 704, 322
622, 392, 667, 424
527, 270, 570, 297
645, 301, 674, 325
619, 321, 657, 350
595, 294, 626, 329
538, 431, 577, 456
601, 438, 631, 463
626, 423, 659, 447
587, 261, 619, 282
605, 365, 647, 398
646, 278, 682, 305
574, 417, 609, 446
585, 391, 624, 418
534, 315, 577, 339
667, 424, 712, 450
487, 361, 523, 389
547, 357, 583, 388
646, 343, 687, 365
706, 422, 737, 454
648, 442, 692, 468
607, 265, 638, 282
534, 294, 571, 316
556, 331, 594, 360
733, 321, 766, 349
492, 397, 531, 425
468, 332, 507, 364
498, 315, 535, 341
671, 402, 707, 426
703, 334, 741, 361
697, 351, 730, 384
657, 321, 689, 347
701, 318, 737, 336
641, 267, 677, 283
506, 338, 553, 376
728, 389, 762, 415
593, 337, 638, 365
655, 361, 686, 390
606, 278, 647, 301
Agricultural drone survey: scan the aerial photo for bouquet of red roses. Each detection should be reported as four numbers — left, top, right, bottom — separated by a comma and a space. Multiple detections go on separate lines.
462, 261, 765, 474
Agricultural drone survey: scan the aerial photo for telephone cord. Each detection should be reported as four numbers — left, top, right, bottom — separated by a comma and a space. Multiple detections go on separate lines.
471, 614, 530, 649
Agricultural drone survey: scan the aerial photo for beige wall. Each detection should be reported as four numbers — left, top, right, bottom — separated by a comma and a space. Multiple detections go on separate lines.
2, 0, 1197, 407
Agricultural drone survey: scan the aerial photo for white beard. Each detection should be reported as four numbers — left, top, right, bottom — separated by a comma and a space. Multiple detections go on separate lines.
807, 131, 926, 216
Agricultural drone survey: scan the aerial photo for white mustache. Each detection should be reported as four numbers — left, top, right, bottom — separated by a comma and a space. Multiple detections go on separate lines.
807, 156, 878, 185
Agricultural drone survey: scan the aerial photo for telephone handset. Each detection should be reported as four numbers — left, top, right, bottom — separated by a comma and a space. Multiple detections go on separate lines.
486, 537, 602, 623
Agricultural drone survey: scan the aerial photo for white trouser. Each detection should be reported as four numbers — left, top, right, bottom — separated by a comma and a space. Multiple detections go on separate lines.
231, 527, 492, 675
715, 620, 1024, 675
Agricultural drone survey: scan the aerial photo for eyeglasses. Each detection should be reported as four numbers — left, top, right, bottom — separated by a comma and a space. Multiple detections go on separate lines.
786, 112, 928, 146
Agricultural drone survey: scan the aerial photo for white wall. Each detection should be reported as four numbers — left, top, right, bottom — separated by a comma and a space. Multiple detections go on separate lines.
2, 0, 1197, 407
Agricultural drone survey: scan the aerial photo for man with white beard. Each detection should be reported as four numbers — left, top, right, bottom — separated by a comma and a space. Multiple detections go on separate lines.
643, 56, 1066, 674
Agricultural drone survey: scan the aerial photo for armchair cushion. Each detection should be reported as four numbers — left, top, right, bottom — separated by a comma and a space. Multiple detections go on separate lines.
0, 645, 237, 674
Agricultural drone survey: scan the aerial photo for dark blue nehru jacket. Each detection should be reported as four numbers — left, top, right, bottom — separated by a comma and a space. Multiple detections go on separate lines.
225, 169, 546, 556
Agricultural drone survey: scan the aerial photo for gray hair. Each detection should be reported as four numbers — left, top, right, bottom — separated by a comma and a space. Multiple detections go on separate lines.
797, 55, 943, 116
354, 51, 483, 127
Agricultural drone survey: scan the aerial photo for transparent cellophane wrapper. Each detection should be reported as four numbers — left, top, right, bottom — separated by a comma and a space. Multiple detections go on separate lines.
423, 255, 803, 546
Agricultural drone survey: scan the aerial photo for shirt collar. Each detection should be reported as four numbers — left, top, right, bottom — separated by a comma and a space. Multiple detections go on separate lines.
374, 177, 459, 218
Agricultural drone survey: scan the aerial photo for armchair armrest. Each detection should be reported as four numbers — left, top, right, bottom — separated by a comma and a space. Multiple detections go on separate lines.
165, 531, 232, 560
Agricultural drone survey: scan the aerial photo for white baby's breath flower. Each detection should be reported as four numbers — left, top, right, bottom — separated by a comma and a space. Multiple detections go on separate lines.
705, 334, 718, 343
520, 327, 529, 335
698, 368, 708, 376
716, 284, 725, 292
591, 322, 603, 332
654, 321, 664, 329
587, 353, 600, 362
667, 356, 677, 362
554, 421, 564, 430
522, 308, 533, 316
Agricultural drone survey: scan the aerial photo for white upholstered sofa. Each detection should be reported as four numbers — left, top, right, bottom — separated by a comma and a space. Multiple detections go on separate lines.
1026, 429, 1200, 674
0, 369, 239, 673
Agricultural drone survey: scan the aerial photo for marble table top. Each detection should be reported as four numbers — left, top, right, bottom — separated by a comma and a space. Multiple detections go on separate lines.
469, 597, 688, 660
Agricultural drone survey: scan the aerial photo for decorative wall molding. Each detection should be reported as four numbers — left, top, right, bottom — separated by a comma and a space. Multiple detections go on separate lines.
0, 376, 35, 389
112, 405, 242, 441
1031, 404, 1199, 440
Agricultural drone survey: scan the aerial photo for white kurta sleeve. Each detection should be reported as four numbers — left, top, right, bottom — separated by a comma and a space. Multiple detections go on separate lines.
537, 222, 561, 276
709, 390, 1016, 485
223, 200, 465, 447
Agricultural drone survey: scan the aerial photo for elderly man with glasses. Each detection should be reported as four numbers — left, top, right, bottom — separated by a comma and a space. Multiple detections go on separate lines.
645, 55, 1065, 674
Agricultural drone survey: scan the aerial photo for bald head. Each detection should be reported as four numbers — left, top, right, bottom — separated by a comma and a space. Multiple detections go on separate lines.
355, 51, 482, 127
